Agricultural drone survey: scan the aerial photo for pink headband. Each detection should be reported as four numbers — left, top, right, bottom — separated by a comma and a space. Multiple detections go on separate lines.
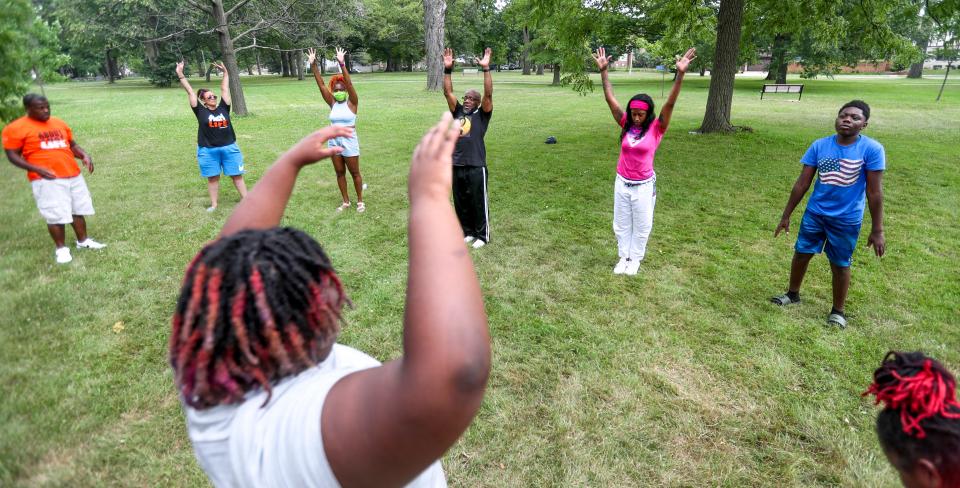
629, 100, 649, 110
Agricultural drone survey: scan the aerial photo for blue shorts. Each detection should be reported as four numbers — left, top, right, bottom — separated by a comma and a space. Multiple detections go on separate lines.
197, 143, 245, 178
327, 133, 359, 157
795, 211, 861, 267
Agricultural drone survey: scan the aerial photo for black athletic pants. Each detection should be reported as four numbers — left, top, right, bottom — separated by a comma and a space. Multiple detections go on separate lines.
452, 165, 490, 243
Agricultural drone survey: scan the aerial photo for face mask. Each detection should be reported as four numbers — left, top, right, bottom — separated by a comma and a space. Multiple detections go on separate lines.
333, 91, 347, 102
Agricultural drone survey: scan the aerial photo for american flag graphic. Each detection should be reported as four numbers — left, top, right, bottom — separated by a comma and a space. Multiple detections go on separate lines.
818, 158, 863, 187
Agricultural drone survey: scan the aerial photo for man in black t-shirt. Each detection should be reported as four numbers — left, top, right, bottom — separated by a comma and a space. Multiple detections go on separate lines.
443, 47, 493, 248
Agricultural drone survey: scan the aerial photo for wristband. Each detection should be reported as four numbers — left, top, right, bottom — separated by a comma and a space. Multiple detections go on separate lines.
482, 68, 490, 72
444, 67, 453, 74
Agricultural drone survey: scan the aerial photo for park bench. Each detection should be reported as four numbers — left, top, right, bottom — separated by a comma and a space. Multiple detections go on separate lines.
761, 83, 804, 101
462, 68, 479, 76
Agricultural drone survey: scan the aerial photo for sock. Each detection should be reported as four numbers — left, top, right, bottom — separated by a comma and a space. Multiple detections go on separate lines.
786, 291, 800, 301
830, 307, 845, 317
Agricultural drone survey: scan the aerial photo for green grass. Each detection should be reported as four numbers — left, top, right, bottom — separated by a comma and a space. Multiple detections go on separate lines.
1, 71, 958, 486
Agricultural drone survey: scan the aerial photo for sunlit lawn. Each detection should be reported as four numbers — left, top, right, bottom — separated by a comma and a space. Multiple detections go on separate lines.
1, 69, 958, 486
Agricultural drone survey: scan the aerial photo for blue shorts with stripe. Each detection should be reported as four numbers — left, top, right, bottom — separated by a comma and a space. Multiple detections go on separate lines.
794, 211, 861, 267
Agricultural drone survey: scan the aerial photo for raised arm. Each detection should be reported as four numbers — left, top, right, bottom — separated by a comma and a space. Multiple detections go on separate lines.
218, 125, 354, 237
592, 48, 623, 124
175, 61, 198, 108
865, 170, 885, 257
477, 47, 493, 112
774, 165, 817, 237
212, 61, 231, 106
335, 47, 359, 110
307, 48, 335, 107
658, 48, 696, 130
321, 112, 490, 487
442, 48, 458, 112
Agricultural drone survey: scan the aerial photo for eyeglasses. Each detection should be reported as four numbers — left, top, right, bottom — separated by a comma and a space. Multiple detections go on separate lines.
205, 94, 218, 101
462, 95, 480, 102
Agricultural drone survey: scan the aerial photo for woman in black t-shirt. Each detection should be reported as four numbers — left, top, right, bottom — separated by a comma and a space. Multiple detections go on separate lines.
175, 61, 248, 212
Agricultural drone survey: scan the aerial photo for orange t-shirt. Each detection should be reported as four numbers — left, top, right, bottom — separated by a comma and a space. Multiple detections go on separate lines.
2, 116, 79, 181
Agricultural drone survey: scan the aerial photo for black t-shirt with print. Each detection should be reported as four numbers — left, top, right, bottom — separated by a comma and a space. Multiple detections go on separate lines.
192, 99, 237, 148
451, 102, 491, 167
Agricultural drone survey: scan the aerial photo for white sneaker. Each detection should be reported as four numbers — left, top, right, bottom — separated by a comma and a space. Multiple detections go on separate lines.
624, 259, 641, 275
613, 257, 628, 274
464, 236, 476, 244
77, 238, 107, 250
55, 247, 72, 264
471, 239, 486, 249
206, 206, 217, 213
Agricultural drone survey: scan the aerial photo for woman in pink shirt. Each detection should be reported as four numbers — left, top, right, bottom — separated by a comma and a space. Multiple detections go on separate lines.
592, 47, 696, 275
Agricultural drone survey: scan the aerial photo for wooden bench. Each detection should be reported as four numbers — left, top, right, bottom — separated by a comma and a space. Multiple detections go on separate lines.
462, 68, 479, 76
761, 83, 804, 101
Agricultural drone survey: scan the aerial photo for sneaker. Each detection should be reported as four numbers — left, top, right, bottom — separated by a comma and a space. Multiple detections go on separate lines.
336, 202, 351, 212
76, 238, 107, 250
55, 247, 72, 264
624, 259, 641, 275
471, 239, 486, 249
464, 236, 476, 244
356, 202, 365, 213
613, 257, 628, 274
206, 206, 217, 213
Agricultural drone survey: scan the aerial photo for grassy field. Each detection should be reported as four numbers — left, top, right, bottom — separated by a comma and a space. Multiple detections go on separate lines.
1, 70, 958, 486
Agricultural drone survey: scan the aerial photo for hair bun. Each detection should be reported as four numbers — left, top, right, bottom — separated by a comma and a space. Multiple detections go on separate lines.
864, 352, 960, 438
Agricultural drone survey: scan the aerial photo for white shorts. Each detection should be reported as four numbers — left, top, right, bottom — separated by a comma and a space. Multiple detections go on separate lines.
30, 175, 95, 225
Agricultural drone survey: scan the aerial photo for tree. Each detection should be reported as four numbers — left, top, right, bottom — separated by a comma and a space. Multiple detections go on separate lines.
0, 0, 34, 121
698, 0, 746, 133
424, 0, 446, 89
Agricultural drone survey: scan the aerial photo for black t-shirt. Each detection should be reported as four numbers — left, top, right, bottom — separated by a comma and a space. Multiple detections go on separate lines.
192, 99, 237, 148
451, 102, 491, 167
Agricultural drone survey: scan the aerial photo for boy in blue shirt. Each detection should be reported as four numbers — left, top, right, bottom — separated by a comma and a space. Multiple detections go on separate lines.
771, 100, 886, 328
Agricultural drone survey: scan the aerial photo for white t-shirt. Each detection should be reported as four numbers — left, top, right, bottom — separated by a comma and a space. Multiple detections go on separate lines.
184, 343, 447, 488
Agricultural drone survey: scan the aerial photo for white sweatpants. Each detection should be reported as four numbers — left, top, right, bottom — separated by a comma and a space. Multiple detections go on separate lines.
613, 175, 656, 261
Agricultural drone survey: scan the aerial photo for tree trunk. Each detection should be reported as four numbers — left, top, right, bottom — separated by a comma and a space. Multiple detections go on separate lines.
296, 49, 304, 80
144, 40, 159, 70
256, 50, 262, 75
424, 0, 446, 90
536, 63, 544, 75
908, 38, 928, 79
936, 62, 951, 102
206, 63, 214, 82
552, 63, 561, 85
766, 34, 789, 84
627, 50, 633, 74
699, 65, 706, 76
320, 54, 326, 75
522, 26, 531, 75
698, 0, 745, 133
212, 0, 248, 115
105, 48, 116, 83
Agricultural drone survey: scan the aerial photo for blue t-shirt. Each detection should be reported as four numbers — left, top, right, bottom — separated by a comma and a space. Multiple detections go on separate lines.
802, 134, 885, 223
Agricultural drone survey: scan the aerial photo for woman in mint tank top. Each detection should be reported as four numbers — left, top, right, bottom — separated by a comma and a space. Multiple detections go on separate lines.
307, 47, 365, 213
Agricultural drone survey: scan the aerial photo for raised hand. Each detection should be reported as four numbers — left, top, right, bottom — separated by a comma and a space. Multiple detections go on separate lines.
175, 61, 185, 76
675, 47, 697, 74
443, 48, 454, 69
335, 47, 346, 65
306, 48, 316, 66
774, 216, 790, 237
212, 61, 227, 74
592, 47, 611, 71
286, 125, 354, 167
476, 47, 492, 69
409, 112, 459, 204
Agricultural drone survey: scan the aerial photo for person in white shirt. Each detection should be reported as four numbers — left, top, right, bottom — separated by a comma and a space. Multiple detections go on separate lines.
171, 114, 491, 487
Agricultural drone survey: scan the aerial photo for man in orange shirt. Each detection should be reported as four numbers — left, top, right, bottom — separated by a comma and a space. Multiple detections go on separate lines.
3, 94, 106, 264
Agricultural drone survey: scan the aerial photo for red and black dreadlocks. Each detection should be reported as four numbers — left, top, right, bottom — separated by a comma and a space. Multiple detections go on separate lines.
865, 351, 960, 485
170, 227, 347, 409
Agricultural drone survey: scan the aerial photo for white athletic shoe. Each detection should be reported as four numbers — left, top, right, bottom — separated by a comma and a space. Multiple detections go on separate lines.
55, 247, 72, 264
206, 206, 217, 213
613, 257, 628, 274
76, 238, 107, 250
471, 239, 486, 249
624, 259, 641, 275
464, 236, 476, 244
